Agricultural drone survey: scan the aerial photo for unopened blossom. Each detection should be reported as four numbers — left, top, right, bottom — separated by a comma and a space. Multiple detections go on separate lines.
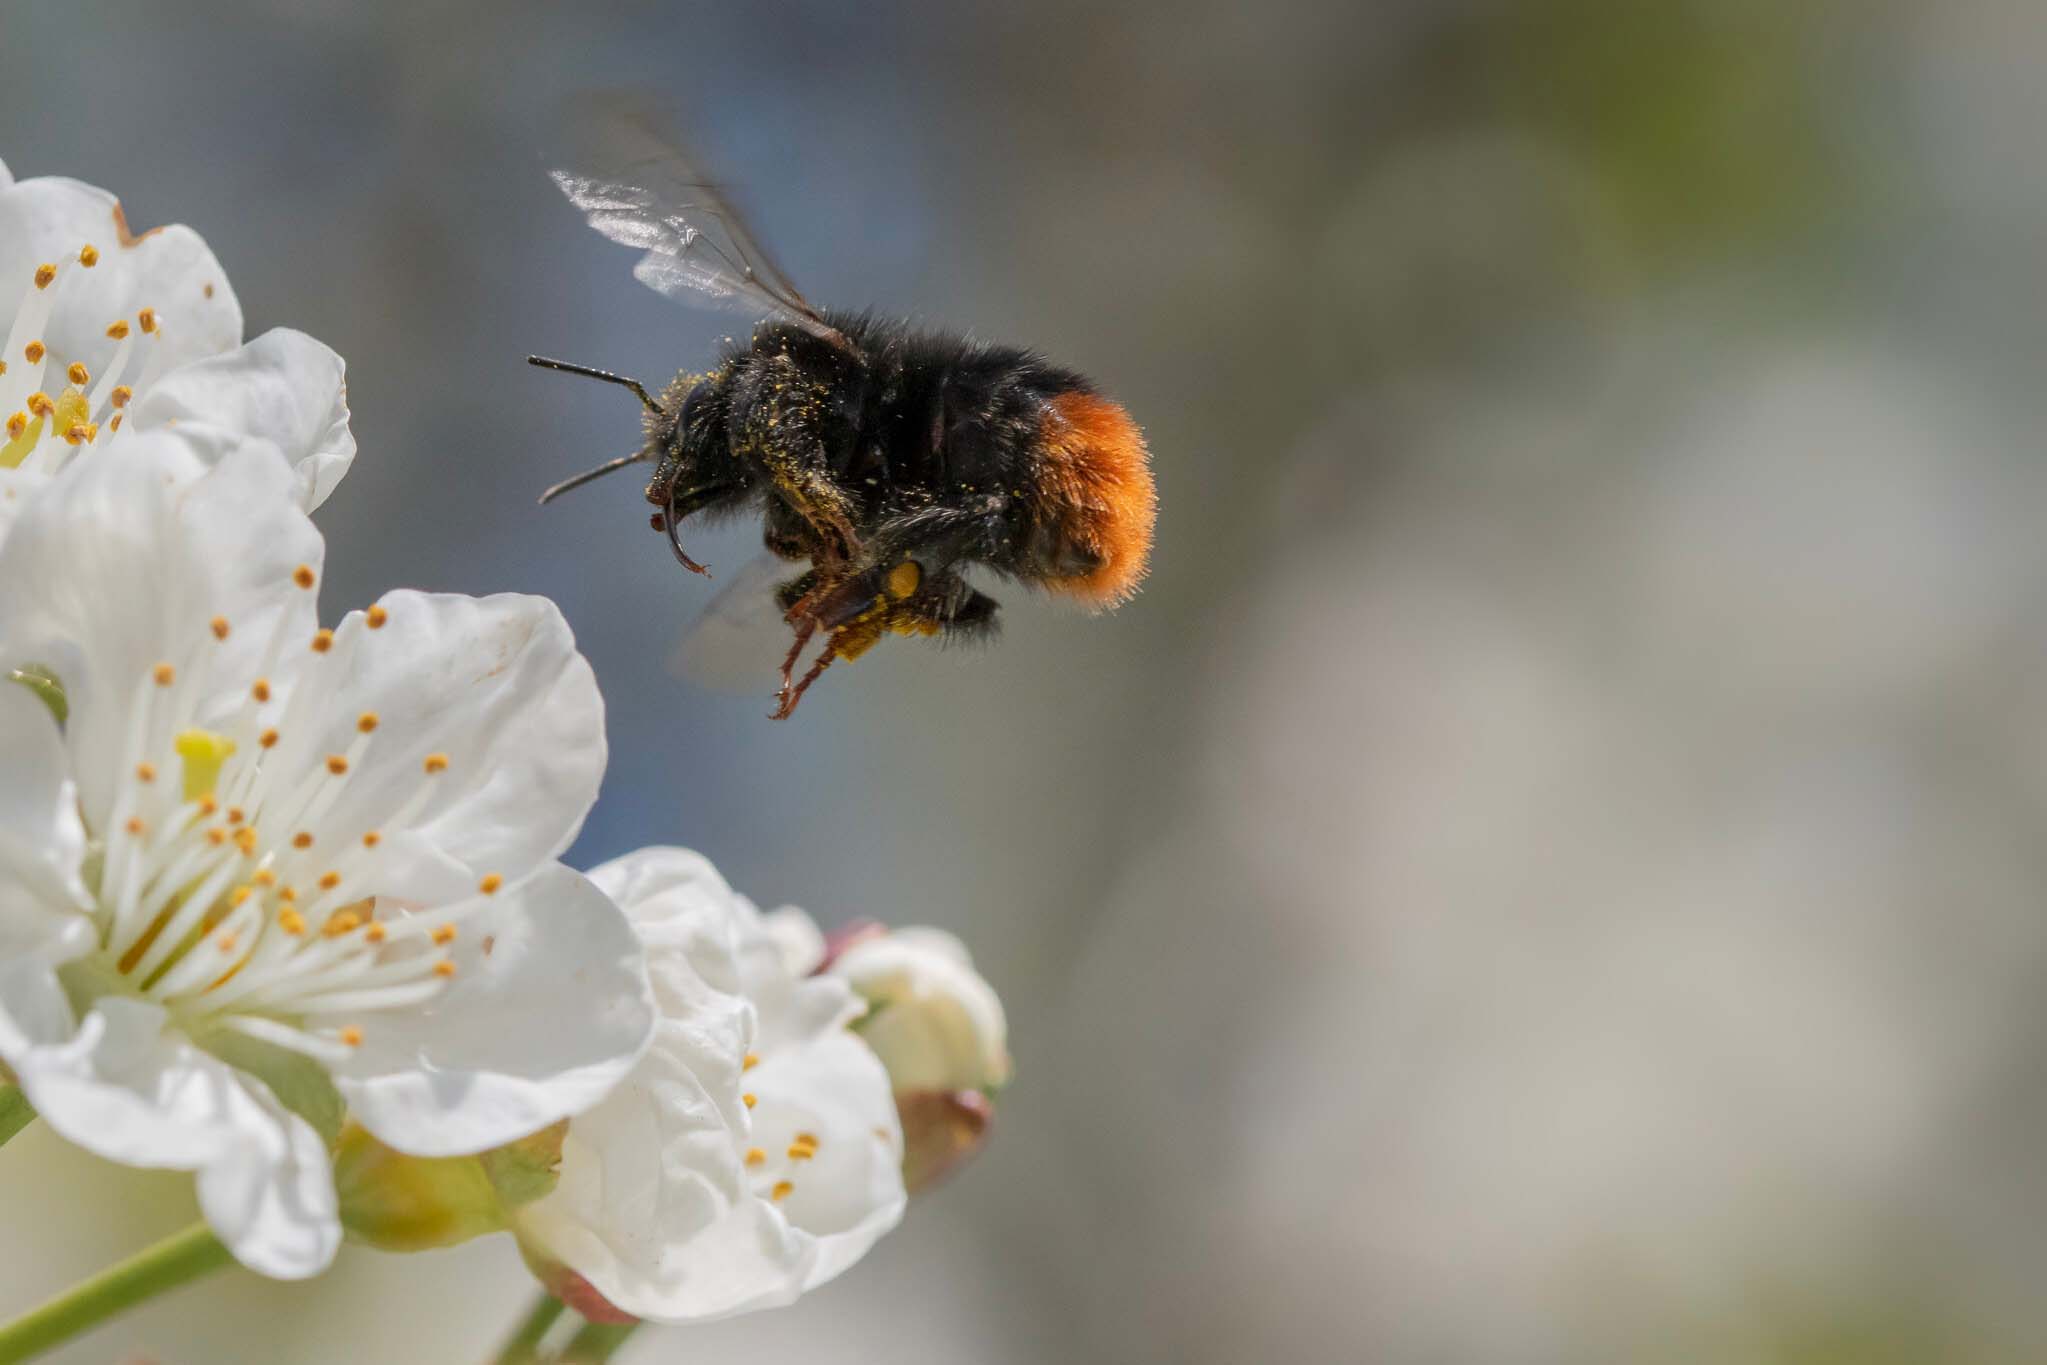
514, 847, 905, 1323
821, 925, 1009, 1193
0, 156, 352, 541
827, 926, 1011, 1096
0, 429, 653, 1278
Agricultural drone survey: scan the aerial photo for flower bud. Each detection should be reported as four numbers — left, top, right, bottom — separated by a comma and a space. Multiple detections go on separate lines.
831, 928, 1012, 1095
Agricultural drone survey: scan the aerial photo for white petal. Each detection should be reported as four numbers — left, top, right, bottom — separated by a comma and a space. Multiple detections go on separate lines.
0, 467, 50, 547
0, 176, 241, 380
0, 157, 12, 188
128, 328, 355, 511
332, 864, 654, 1157
586, 847, 756, 1128
194, 1070, 343, 1279
759, 905, 827, 977
0, 677, 91, 921
523, 1027, 904, 1322
748, 1032, 906, 1293
516, 1040, 799, 1322
4, 996, 339, 1277
267, 591, 603, 903
0, 431, 320, 830
584, 847, 850, 1058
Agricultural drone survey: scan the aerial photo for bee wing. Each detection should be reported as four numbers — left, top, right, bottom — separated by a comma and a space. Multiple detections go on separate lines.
549, 92, 850, 350
666, 552, 830, 694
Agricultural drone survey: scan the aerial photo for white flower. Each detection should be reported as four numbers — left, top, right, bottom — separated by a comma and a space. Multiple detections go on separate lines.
0, 429, 654, 1279
828, 927, 1011, 1096
514, 847, 906, 1323
0, 158, 353, 541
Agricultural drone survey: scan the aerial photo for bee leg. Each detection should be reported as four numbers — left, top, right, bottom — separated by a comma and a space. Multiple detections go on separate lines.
771, 636, 839, 720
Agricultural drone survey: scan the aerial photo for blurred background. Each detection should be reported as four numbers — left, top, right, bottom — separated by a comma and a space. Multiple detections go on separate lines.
5, 0, 2047, 1359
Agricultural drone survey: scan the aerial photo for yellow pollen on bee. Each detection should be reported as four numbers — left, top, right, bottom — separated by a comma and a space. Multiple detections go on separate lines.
323, 910, 361, 937
431, 924, 456, 946
432, 960, 457, 979
770, 1181, 794, 1202
365, 922, 387, 944
32, 264, 55, 290
423, 753, 449, 774
138, 308, 157, 334
251, 678, 271, 702
124, 817, 145, 836
292, 564, 316, 589
742, 1093, 757, 1109
325, 754, 349, 775
23, 342, 44, 364
356, 712, 379, 733
478, 874, 503, 895
78, 245, 99, 267
259, 728, 279, 749
25, 392, 52, 417
744, 1147, 767, 1168
292, 831, 313, 849
311, 629, 333, 653
253, 869, 277, 887
110, 384, 132, 408
5, 414, 23, 440
106, 320, 130, 340
278, 909, 306, 936
210, 616, 231, 640
365, 604, 389, 629
743, 1053, 760, 1071
338, 1026, 363, 1047
152, 662, 175, 686
317, 871, 341, 891
361, 831, 381, 848
887, 560, 921, 599
234, 827, 258, 856
66, 362, 88, 386
134, 762, 157, 783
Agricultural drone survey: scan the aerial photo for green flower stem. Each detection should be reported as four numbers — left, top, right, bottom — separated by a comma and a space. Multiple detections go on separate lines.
0, 1222, 232, 1364
0, 1086, 33, 1149
493, 1292, 566, 1364
558, 1320, 640, 1363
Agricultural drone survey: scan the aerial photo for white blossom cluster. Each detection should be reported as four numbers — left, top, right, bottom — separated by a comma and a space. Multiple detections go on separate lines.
0, 160, 1008, 1328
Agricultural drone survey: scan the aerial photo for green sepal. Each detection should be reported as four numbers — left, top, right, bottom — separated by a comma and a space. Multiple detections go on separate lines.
7, 665, 66, 725
479, 1119, 568, 1209
332, 1124, 508, 1253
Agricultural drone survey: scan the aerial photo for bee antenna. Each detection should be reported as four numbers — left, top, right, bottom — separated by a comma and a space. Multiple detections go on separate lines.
537, 452, 647, 506
527, 355, 664, 415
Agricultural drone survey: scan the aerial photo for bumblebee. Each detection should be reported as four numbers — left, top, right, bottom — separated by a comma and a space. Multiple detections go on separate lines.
531, 99, 1157, 718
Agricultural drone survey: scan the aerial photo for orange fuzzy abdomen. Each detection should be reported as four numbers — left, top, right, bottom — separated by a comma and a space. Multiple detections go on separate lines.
1037, 390, 1157, 607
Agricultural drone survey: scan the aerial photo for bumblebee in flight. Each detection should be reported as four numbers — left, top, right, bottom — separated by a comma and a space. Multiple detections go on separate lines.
532, 99, 1157, 718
